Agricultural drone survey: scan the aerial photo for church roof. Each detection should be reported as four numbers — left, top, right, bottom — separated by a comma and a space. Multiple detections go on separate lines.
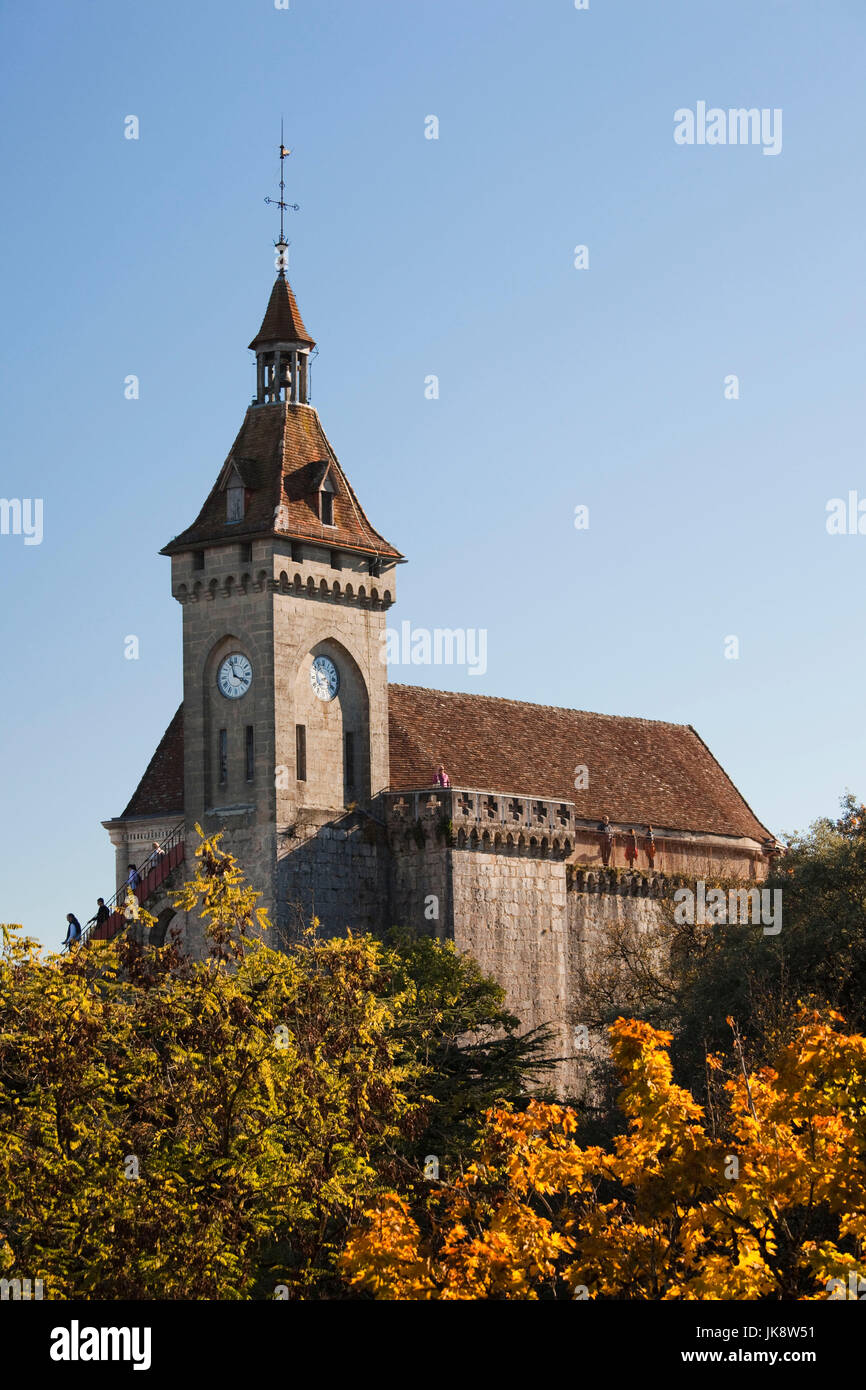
119, 688, 769, 842
120, 705, 184, 818
387, 685, 770, 841
248, 274, 315, 349
160, 402, 402, 560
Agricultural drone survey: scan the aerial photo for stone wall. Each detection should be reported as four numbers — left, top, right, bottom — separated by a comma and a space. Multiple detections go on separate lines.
449, 846, 573, 1090
426, 844, 668, 1098
567, 887, 667, 1098
276, 807, 389, 945
385, 798, 452, 939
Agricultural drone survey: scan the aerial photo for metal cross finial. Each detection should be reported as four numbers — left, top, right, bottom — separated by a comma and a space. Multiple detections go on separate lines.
264, 120, 299, 259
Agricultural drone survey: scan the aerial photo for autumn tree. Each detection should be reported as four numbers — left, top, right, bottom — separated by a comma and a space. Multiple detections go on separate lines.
575, 792, 866, 1118
343, 1011, 866, 1300
0, 830, 549, 1299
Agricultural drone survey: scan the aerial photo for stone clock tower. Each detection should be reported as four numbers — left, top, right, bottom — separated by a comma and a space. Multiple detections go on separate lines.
102, 191, 774, 1092
159, 263, 403, 940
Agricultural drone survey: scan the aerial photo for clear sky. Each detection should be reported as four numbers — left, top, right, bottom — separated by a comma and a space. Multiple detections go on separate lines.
2, 0, 864, 948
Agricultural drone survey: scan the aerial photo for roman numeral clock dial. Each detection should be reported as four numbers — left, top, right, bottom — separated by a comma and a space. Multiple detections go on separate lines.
217, 653, 253, 699
310, 655, 339, 701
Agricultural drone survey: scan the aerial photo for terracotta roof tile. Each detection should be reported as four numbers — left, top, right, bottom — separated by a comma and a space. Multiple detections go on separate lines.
161, 402, 402, 560
248, 274, 315, 348
121, 706, 184, 818
388, 685, 770, 841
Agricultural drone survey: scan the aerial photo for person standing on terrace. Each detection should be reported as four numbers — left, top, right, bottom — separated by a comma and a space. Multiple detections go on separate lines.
625, 828, 639, 869
599, 816, 614, 867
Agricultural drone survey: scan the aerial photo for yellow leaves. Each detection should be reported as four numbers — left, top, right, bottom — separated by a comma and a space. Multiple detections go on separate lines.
0, 837, 451, 1299
259, 1058, 276, 1108
342, 1194, 438, 1300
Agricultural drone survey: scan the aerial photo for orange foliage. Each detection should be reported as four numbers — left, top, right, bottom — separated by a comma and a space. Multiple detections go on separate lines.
343, 1012, 866, 1300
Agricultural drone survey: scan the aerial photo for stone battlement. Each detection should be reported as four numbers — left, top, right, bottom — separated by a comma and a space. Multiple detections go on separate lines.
384, 786, 574, 836
381, 786, 768, 879
174, 568, 395, 610
569, 867, 669, 897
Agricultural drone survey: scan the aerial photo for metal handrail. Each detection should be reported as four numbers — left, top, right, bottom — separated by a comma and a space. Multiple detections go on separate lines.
64, 820, 186, 952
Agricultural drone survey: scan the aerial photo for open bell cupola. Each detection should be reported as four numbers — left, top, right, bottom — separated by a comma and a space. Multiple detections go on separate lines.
249, 261, 316, 405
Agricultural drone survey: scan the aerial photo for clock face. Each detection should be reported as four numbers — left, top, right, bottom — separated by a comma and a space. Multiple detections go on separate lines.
310, 655, 339, 701
217, 653, 253, 699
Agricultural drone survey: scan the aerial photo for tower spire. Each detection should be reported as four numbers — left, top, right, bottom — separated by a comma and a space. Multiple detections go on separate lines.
252, 127, 314, 406
264, 120, 299, 277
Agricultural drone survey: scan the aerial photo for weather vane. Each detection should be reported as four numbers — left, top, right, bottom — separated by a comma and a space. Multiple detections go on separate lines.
264, 120, 299, 271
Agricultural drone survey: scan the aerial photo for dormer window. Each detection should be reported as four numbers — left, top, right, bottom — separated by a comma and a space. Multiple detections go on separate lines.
225, 464, 246, 524
320, 473, 336, 527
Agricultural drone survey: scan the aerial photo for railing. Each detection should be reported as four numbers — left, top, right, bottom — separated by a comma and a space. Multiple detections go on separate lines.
66, 821, 186, 951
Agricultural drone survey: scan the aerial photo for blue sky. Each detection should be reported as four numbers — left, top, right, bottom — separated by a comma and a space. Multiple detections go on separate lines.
1, 0, 864, 947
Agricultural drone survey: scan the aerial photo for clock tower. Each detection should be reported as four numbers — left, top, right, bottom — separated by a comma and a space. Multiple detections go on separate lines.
160, 254, 403, 940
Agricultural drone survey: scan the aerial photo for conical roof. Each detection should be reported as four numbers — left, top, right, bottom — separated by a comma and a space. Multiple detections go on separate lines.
248, 274, 315, 350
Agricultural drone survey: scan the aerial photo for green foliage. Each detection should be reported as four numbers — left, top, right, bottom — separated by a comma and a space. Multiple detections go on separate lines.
384, 930, 557, 1164
437, 816, 454, 844
671, 794, 866, 1083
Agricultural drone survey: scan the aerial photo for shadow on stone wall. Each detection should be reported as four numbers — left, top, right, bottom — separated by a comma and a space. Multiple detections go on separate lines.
275, 808, 390, 946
